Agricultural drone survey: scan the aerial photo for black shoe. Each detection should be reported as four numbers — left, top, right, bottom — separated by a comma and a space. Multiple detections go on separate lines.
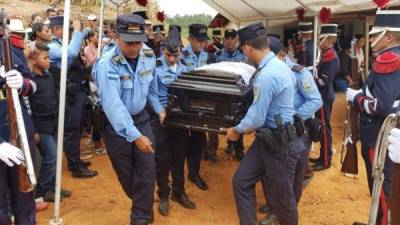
188, 175, 208, 191
43, 191, 62, 202
235, 149, 244, 161
158, 198, 169, 216
259, 214, 279, 225
205, 153, 218, 163
308, 158, 321, 164
170, 193, 196, 209
258, 204, 270, 214
312, 162, 331, 171
71, 166, 98, 178
225, 144, 234, 154
81, 160, 92, 167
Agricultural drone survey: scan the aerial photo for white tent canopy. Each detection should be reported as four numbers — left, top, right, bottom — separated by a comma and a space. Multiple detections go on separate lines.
202, 0, 400, 26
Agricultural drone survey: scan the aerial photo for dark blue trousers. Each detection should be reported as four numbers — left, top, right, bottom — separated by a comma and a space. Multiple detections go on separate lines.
315, 99, 333, 166
103, 110, 155, 224
187, 131, 206, 177
63, 91, 86, 170
233, 137, 304, 225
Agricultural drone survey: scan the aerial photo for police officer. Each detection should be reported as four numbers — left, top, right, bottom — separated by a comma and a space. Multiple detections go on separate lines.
93, 14, 165, 225
296, 22, 314, 67
227, 22, 305, 225
258, 36, 323, 225
47, 16, 97, 178
151, 27, 196, 216
310, 23, 340, 171
346, 9, 400, 225
213, 28, 246, 161
206, 29, 224, 53
0, 18, 37, 225
181, 23, 215, 191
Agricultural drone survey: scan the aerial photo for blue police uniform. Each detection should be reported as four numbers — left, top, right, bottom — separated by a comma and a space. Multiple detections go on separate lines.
351, 45, 400, 224
0, 36, 36, 225
315, 47, 340, 168
181, 43, 215, 182
101, 39, 116, 56
232, 49, 305, 225
48, 32, 84, 68
93, 14, 162, 224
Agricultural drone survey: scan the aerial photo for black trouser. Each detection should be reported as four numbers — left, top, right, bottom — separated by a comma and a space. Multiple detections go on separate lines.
233, 137, 304, 225
187, 131, 207, 177
64, 91, 86, 170
103, 110, 155, 224
206, 133, 219, 155
150, 118, 190, 199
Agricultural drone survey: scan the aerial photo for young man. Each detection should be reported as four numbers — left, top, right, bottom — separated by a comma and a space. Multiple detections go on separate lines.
48, 16, 97, 178
181, 23, 216, 191
214, 28, 246, 161
346, 9, 400, 225
93, 14, 165, 225
28, 43, 71, 202
311, 23, 340, 171
151, 27, 196, 217
227, 22, 305, 225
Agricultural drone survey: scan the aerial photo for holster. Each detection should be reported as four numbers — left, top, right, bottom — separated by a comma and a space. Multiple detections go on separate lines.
305, 118, 323, 142
293, 113, 306, 138
256, 128, 279, 153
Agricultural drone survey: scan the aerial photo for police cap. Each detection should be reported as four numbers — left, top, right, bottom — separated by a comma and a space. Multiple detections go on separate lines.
189, 24, 209, 41
224, 28, 237, 38
238, 22, 267, 46
116, 14, 147, 42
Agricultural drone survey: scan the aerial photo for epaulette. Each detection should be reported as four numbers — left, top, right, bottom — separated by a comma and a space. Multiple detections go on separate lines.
291, 64, 304, 73
111, 55, 121, 64
156, 59, 162, 67
182, 50, 190, 57
322, 48, 337, 63
143, 48, 154, 58
373, 51, 400, 74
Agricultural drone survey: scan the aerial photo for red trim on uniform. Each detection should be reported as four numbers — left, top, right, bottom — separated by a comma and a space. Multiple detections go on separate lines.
357, 95, 366, 112
320, 107, 329, 166
322, 48, 336, 63
373, 51, 400, 74
380, 190, 388, 225
369, 148, 375, 162
9, 34, 25, 49
21, 78, 30, 96
296, 44, 305, 52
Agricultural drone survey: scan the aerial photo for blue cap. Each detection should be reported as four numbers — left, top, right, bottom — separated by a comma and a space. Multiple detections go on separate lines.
189, 24, 209, 41
49, 16, 64, 26
369, 10, 400, 35
169, 25, 181, 33
268, 35, 283, 54
238, 22, 267, 46
116, 14, 147, 42
162, 27, 182, 54
224, 28, 237, 38
320, 24, 338, 37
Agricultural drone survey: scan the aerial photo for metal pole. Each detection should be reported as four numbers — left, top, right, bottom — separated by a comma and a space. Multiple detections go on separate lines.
365, 17, 370, 79
312, 14, 319, 79
49, 0, 71, 223
97, 0, 105, 58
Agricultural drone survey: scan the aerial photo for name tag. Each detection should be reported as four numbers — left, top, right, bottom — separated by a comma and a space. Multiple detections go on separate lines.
140, 70, 151, 77
120, 75, 132, 81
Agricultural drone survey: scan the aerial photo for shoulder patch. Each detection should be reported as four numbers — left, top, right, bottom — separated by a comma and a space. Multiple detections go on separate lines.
112, 55, 121, 64
156, 59, 162, 67
322, 48, 337, 63
143, 48, 154, 57
300, 80, 312, 92
291, 64, 304, 73
373, 51, 400, 74
182, 50, 189, 57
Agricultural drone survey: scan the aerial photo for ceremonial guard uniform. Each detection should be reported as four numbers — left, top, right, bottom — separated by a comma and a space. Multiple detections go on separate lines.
206, 29, 224, 53
312, 23, 340, 171
347, 10, 400, 225
181, 24, 215, 191
0, 19, 36, 225
228, 23, 305, 225
295, 22, 314, 68
94, 14, 163, 225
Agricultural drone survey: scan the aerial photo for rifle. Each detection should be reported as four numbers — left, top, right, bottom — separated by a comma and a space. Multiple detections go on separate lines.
340, 39, 361, 175
1, 8, 36, 192
390, 120, 400, 225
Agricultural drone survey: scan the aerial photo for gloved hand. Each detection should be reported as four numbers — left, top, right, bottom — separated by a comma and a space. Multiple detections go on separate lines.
388, 128, 400, 164
2, 70, 24, 89
346, 88, 362, 102
0, 142, 25, 167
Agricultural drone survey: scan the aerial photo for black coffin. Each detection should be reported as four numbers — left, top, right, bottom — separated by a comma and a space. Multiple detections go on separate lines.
165, 69, 252, 133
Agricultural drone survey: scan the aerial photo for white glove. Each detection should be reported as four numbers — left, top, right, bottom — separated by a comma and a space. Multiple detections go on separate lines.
0, 142, 25, 167
4, 70, 23, 89
388, 128, 400, 164
317, 78, 325, 86
346, 88, 362, 102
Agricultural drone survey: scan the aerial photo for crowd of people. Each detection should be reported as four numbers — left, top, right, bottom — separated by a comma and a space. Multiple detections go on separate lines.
0, 3, 399, 225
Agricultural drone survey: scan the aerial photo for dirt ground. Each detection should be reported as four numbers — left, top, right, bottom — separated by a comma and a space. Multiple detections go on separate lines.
35, 93, 372, 225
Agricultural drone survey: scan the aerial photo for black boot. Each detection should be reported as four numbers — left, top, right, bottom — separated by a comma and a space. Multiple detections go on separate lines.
171, 193, 196, 209
158, 198, 169, 216
70, 166, 98, 178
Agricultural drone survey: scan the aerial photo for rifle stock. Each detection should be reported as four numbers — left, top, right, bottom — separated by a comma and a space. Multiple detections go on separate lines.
1, 8, 34, 192
389, 122, 400, 224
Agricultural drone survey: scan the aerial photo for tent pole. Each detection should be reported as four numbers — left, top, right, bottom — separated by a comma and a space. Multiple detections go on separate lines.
49, 0, 71, 223
312, 14, 319, 79
98, 0, 105, 57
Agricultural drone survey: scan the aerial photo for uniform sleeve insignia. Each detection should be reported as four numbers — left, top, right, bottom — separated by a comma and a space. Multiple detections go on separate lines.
322, 48, 337, 63
373, 51, 400, 74
107, 74, 119, 80
253, 84, 260, 102
156, 59, 163, 67
291, 64, 304, 73
112, 55, 121, 64
140, 70, 152, 77
143, 49, 154, 58
301, 80, 312, 92
120, 75, 132, 81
